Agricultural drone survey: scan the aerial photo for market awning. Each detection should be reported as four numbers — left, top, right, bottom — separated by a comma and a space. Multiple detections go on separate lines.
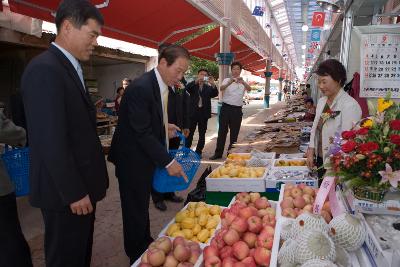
7, 0, 213, 48
182, 28, 264, 71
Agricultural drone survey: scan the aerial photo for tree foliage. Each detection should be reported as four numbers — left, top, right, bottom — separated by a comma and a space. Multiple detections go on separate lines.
188, 56, 219, 79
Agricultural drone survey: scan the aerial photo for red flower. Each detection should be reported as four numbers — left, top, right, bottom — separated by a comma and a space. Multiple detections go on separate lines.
342, 130, 357, 140
359, 142, 379, 153
356, 128, 369, 135
390, 120, 400, 131
341, 141, 357, 153
390, 134, 400, 145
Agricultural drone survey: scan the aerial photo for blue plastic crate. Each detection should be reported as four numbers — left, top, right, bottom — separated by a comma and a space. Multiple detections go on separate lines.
1, 145, 30, 197
153, 133, 200, 193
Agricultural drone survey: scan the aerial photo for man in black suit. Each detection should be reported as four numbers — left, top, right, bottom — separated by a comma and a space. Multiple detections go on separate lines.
185, 69, 219, 157
108, 45, 189, 264
20, 1, 109, 266
151, 80, 190, 211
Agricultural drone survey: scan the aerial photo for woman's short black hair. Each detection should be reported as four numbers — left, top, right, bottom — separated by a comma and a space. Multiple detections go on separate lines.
198, 69, 209, 75
315, 59, 347, 87
305, 98, 314, 105
55, 0, 104, 31
158, 44, 190, 66
231, 61, 243, 70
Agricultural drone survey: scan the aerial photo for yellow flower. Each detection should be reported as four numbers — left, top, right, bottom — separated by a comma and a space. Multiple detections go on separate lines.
362, 119, 373, 128
377, 98, 393, 113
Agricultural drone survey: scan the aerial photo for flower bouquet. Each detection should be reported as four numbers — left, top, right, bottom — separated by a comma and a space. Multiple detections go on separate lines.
328, 95, 400, 202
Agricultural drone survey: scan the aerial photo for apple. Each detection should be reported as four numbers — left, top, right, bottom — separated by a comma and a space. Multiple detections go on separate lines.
188, 242, 201, 254
254, 247, 271, 266
261, 225, 275, 237
280, 198, 294, 209
242, 232, 257, 248
285, 183, 295, 190
303, 204, 313, 213
232, 262, 246, 267
293, 196, 306, 209
232, 241, 249, 260
141, 251, 149, 263
236, 192, 250, 204
302, 194, 313, 205
177, 263, 194, 267
219, 245, 233, 259
204, 246, 219, 260
147, 248, 166, 266
188, 250, 200, 264
303, 186, 315, 197
255, 197, 270, 209
230, 217, 248, 233
173, 244, 191, 262
321, 210, 332, 223
282, 207, 296, 218
249, 206, 258, 216
156, 236, 172, 253
205, 256, 222, 267
291, 187, 303, 198
222, 212, 237, 227
265, 207, 276, 217
238, 207, 253, 220
248, 203, 255, 208
164, 254, 179, 267
249, 248, 255, 258
173, 236, 186, 248
256, 234, 274, 250
257, 209, 268, 218
241, 256, 256, 267
247, 216, 263, 234
262, 215, 276, 228
298, 183, 306, 190
283, 190, 292, 198
223, 229, 240, 246
249, 192, 261, 203
222, 257, 237, 267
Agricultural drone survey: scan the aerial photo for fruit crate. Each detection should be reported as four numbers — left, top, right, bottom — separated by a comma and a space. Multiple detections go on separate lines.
265, 169, 318, 193
206, 166, 268, 192
131, 236, 205, 267
158, 202, 226, 245
271, 158, 309, 171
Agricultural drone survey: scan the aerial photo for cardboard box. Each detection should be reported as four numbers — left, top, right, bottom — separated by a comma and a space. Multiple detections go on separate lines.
206, 166, 267, 192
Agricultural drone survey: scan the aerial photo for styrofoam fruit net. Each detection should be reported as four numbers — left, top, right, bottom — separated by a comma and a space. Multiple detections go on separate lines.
278, 239, 297, 265
290, 212, 329, 240
334, 245, 351, 267
250, 149, 275, 159
329, 213, 366, 252
246, 157, 270, 167
281, 219, 295, 241
300, 259, 338, 267
295, 230, 336, 264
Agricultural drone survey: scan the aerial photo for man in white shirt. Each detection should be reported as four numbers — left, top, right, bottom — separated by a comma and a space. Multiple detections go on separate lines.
210, 62, 251, 159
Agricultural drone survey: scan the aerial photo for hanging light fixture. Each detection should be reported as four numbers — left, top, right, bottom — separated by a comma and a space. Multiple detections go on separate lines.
316, 0, 344, 13
301, 24, 309, 32
301, 45, 306, 50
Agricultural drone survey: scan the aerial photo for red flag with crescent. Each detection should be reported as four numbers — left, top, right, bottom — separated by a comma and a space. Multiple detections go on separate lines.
311, 12, 325, 27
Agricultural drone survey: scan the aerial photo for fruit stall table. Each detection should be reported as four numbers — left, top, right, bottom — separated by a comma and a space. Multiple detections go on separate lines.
205, 192, 280, 207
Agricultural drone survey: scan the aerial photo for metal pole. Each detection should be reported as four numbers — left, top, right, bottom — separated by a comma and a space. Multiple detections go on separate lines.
264, 15, 273, 108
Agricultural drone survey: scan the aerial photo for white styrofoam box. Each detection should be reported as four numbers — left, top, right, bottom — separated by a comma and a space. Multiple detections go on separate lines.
272, 158, 309, 171
269, 215, 282, 267
250, 151, 276, 160
158, 202, 225, 245
278, 153, 306, 159
131, 236, 205, 267
206, 166, 267, 192
265, 169, 317, 193
342, 186, 400, 215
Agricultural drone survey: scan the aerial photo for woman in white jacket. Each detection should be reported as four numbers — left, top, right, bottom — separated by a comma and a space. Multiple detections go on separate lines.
306, 59, 362, 177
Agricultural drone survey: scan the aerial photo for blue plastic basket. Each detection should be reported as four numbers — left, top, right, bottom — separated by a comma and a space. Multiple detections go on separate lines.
1, 145, 30, 197
153, 132, 201, 193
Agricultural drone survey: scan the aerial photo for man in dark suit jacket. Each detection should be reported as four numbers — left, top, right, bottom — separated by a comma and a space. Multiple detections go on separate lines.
20, 1, 108, 266
108, 45, 189, 264
185, 69, 219, 156
151, 83, 190, 211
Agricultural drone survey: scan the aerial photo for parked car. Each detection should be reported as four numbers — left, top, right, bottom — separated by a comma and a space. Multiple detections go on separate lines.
248, 89, 264, 100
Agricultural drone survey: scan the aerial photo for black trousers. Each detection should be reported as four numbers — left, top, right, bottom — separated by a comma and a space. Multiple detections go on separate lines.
0, 192, 33, 267
151, 137, 180, 203
214, 103, 243, 156
40, 204, 96, 267
118, 174, 154, 264
186, 107, 208, 153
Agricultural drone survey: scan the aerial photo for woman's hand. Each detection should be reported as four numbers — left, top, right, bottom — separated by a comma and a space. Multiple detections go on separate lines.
306, 147, 315, 169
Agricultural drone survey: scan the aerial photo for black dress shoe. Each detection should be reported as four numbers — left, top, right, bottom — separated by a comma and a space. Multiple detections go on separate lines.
209, 154, 222, 160
154, 201, 167, 211
166, 194, 184, 203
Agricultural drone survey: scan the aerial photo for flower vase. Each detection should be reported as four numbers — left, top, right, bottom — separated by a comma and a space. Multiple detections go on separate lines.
353, 186, 387, 203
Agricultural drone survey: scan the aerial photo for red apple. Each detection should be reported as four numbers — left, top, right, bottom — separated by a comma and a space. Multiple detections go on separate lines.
173, 236, 186, 248
188, 250, 200, 264
280, 198, 294, 209
254, 247, 271, 266
223, 229, 240, 246
204, 246, 219, 260
238, 207, 253, 220
256, 234, 274, 250
241, 256, 256, 267
141, 251, 149, 263
230, 217, 248, 233
283, 190, 292, 198
236, 192, 250, 204
255, 197, 270, 209
232, 262, 246, 267
303, 186, 315, 197
302, 194, 313, 205
156, 236, 172, 253
242, 232, 257, 248
293, 196, 306, 209
303, 204, 313, 213
298, 183, 306, 190
282, 207, 296, 218
261, 225, 275, 237
291, 187, 303, 198
249, 192, 261, 203
188, 242, 201, 254
247, 216, 263, 234
147, 248, 166, 266
285, 183, 295, 190
232, 241, 249, 260
219, 245, 233, 259
249, 206, 258, 216
164, 254, 179, 267
262, 215, 276, 228
173, 244, 190, 262
249, 248, 255, 258
205, 256, 222, 267
222, 257, 237, 267
222, 212, 237, 227
265, 207, 276, 217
